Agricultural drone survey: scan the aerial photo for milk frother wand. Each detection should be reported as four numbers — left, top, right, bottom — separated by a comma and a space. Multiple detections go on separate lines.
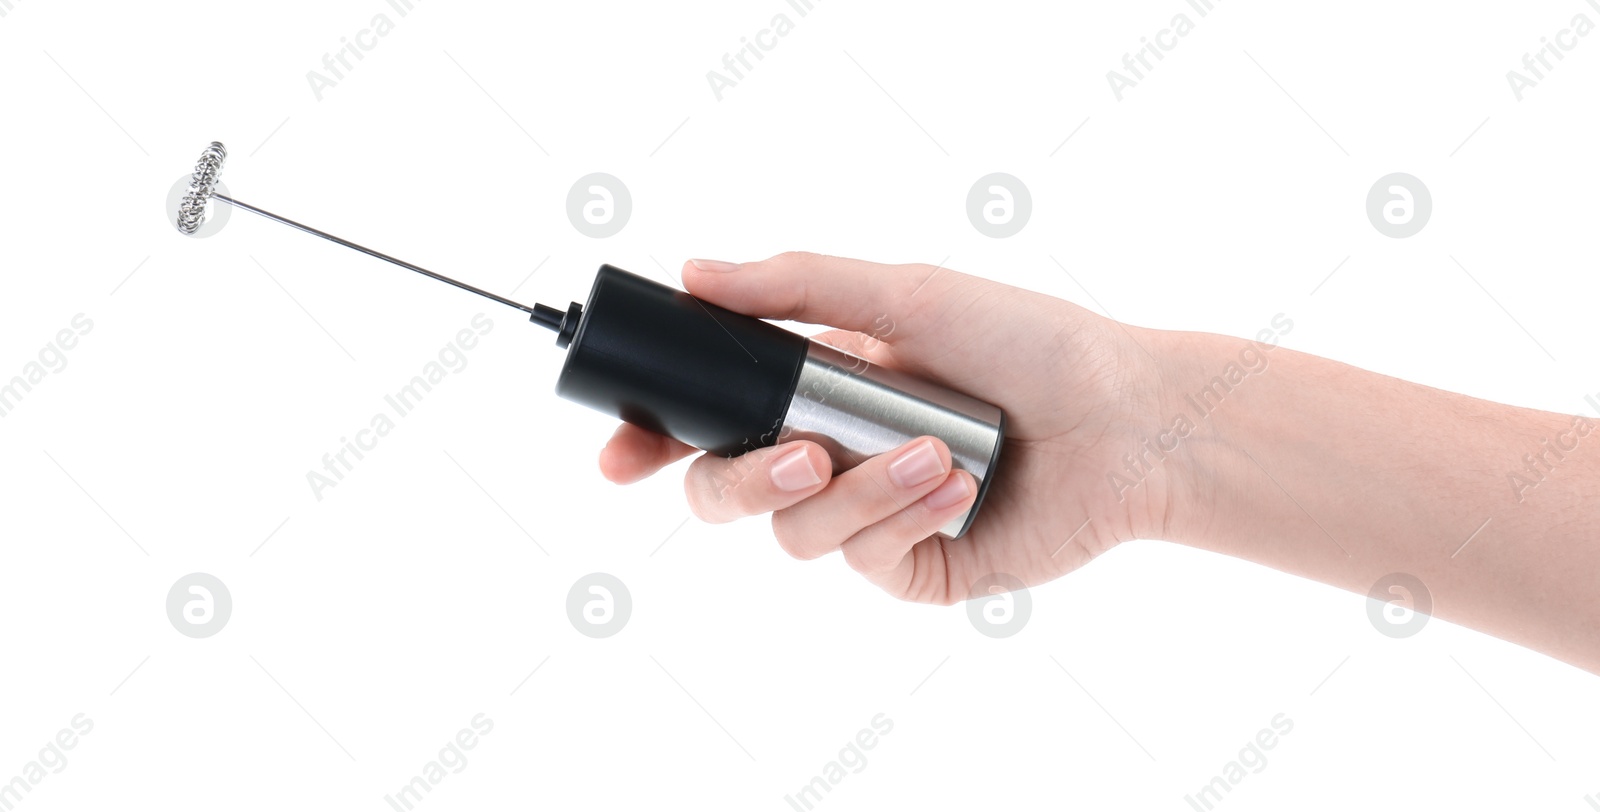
177, 142, 1006, 538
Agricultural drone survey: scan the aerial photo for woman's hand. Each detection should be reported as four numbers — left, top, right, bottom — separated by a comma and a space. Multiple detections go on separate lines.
596, 252, 1178, 604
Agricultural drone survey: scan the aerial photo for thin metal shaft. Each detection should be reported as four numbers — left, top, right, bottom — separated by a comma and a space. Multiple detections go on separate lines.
214, 193, 537, 316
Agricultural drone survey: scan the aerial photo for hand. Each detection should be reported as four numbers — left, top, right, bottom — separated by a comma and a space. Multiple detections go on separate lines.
597, 252, 1174, 604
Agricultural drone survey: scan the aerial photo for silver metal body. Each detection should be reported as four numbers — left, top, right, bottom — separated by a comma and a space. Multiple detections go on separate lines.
780, 341, 1005, 539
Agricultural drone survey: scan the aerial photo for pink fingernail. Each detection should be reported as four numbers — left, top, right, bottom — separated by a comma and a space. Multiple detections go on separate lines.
888, 440, 944, 489
689, 258, 741, 273
770, 447, 821, 492
923, 474, 971, 511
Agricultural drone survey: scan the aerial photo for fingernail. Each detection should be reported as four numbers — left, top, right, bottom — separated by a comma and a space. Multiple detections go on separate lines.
888, 440, 944, 489
690, 258, 741, 273
770, 446, 821, 492
923, 474, 971, 511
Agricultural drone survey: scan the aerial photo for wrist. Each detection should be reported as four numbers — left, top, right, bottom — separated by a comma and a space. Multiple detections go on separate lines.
1086, 322, 1203, 544
1116, 325, 1265, 546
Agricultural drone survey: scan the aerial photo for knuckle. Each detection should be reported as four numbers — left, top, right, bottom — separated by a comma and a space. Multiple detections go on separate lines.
839, 543, 870, 573
684, 459, 743, 523
771, 510, 831, 560
841, 540, 893, 576
683, 476, 726, 523
770, 250, 821, 267
770, 513, 812, 559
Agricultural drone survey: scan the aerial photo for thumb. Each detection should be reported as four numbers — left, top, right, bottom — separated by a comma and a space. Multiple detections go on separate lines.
682, 252, 952, 344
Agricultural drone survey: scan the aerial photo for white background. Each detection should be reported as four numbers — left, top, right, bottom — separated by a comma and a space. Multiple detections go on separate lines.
2, 0, 1597, 809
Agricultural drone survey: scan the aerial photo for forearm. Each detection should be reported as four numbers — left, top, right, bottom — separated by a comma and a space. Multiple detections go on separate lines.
1138, 326, 1600, 671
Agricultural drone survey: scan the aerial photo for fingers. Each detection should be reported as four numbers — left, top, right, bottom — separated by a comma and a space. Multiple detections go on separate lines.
598, 423, 697, 485
771, 436, 957, 560
682, 441, 833, 524
683, 252, 958, 342
599, 427, 838, 527
614, 425, 982, 590
839, 470, 977, 582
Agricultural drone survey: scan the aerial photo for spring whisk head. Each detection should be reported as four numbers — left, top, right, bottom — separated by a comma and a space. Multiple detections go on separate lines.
176, 141, 227, 235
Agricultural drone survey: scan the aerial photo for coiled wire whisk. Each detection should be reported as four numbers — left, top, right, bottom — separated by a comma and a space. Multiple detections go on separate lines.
176, 142, 227, 234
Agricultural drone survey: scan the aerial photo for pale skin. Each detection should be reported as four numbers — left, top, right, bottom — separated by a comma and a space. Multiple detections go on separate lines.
597, 253, 1600, 674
